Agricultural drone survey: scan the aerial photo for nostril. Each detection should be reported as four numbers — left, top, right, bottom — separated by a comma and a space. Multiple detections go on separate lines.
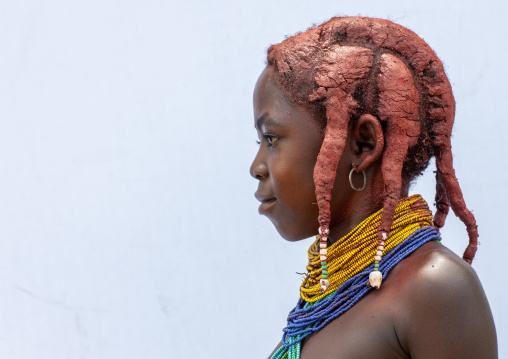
252, 164, 268, 180
250, 159, 269, 180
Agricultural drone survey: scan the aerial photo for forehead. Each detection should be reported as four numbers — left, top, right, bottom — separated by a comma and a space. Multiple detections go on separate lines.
253, 67, 287, 120
253, 67, 320, 132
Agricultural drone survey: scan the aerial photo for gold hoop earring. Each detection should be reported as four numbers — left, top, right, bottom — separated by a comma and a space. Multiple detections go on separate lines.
349, 164, 366, 191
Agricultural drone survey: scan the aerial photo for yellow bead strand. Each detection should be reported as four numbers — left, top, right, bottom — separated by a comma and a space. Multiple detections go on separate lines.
300, 195, 433, 302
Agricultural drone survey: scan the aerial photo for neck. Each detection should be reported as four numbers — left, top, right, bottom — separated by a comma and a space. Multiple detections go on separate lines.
327, 174, 409, 245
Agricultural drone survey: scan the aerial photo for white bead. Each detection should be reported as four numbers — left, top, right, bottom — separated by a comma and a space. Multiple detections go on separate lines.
320, 255, 327, 261
376, 250, 383, 256
320, 242, 327, 249
320, 249, 327, 256
378, 240, 385, 246
377, 245, 384, 251
375, 255, 382, 261
369, 271, 383, 289
318, 227, 329, 236
382, 232, 388, 240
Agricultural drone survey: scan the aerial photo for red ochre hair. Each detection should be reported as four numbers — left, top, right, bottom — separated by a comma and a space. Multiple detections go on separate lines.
266, 17, 478, 263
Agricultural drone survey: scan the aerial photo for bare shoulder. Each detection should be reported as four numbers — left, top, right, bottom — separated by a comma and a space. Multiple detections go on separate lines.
392, 241, 482, 295
386, 241, 498, 359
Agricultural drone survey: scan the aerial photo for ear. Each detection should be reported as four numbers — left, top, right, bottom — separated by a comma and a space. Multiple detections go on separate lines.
350, 114, 384, 172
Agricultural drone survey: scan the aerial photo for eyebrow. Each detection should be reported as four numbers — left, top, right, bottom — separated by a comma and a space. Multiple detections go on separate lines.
255, 113, 283, 130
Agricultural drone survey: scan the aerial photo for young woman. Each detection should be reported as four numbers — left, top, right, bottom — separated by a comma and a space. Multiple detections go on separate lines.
250, 17, 497, 359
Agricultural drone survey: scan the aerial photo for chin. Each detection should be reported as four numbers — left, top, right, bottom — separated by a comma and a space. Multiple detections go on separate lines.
272, 220, 316, 242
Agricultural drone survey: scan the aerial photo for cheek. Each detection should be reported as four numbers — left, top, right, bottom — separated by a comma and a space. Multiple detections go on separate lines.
271, 154, 315, 197
270, 155, 319, 223
266, 132, 323, 239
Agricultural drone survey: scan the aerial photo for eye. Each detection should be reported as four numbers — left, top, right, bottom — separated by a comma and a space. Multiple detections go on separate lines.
265, 135, 279, 146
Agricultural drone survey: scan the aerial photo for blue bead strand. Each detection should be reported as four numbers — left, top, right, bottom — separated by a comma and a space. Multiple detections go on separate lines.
276, 226, 441, 351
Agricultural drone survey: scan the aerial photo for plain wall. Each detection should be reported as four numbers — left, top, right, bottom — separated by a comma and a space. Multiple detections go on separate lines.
0, 0, 506, 358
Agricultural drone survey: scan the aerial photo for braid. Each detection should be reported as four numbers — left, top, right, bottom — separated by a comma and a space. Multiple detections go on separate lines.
267, 16, 479, 263
311, 46, 374, 229
377, 53, 420, 240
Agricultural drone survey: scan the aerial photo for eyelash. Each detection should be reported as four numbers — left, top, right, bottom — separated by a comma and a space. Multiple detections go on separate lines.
257, 134, 279, 146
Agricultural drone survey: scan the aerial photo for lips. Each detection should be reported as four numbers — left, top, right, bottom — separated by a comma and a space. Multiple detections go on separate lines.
255, 192, 277, 214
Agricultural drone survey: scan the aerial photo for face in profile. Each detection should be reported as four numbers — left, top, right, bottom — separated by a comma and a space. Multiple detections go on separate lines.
250, 67, 388, 242
250, 67, 324, 241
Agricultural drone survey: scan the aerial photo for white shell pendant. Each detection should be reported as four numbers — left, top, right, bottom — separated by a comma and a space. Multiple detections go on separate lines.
320, 278, 329, 293
369, 271, 383, 289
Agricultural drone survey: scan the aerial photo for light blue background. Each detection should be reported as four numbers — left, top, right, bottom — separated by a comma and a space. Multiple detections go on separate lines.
0, 0, 505, 358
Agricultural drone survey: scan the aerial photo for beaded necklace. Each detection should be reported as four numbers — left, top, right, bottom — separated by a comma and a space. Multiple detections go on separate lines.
302, 195, 433, 302
270, 195, 441, 359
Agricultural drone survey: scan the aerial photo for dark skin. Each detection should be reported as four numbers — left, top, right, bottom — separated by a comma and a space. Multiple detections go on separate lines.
251, 68, 497, 359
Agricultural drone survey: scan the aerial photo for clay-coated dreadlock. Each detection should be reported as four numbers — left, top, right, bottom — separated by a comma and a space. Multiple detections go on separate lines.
266, 17, 478, 263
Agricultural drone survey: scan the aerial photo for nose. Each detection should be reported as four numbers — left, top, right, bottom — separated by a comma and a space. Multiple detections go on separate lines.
250, 151, 269, 180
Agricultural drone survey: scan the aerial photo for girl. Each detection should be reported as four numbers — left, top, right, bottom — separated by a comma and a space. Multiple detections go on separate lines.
251, 17, 497, 359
